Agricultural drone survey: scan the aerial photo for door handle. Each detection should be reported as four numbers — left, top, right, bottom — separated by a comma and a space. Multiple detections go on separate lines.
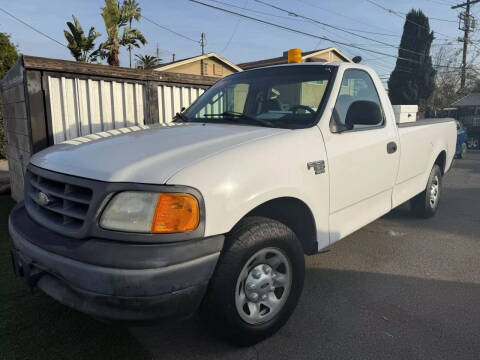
387, 141, 397, 154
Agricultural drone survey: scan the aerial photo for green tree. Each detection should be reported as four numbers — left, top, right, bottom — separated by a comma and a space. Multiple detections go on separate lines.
0, 33, 18, 79
64, 15, 102, 63
122, 0, 142, 68
135, 54, 161, 69
0, 33, 19, 159
99, 0, 147, 66
388, 9, 436, 110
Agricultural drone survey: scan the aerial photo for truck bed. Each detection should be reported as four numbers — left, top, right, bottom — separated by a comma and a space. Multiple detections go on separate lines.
393, 118, 457, 208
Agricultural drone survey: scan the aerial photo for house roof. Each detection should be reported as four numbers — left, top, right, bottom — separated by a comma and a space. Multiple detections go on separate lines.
452, 93, 480, 107
153, 52, 243, 72
237, 47, 352, 70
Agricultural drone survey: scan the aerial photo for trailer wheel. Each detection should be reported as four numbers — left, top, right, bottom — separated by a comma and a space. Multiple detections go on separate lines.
201, 217, 305, 345
410, 164, 442, 218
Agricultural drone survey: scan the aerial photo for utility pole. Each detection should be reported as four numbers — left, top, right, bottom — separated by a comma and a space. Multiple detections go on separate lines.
200, 32, 206, 55
452, 0, 480, 90
156, 43, 160, 62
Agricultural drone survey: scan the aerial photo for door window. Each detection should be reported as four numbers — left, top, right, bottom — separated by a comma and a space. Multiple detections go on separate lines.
331, 69, 384, 131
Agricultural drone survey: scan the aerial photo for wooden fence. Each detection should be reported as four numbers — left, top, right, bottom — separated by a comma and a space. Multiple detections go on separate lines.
0, 55, 218, 201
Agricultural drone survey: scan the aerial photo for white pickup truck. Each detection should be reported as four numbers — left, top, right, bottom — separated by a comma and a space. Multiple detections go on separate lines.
9, 62, 456, 345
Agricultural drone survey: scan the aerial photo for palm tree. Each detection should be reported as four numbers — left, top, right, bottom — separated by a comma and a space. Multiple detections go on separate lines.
64, 15, 101, 63
99, 0, 147, 66
135, 54, 161, 69
122, 0, 142, 68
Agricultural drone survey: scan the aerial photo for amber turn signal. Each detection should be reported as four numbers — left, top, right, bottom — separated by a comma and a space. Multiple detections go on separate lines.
151, 193, 200, 233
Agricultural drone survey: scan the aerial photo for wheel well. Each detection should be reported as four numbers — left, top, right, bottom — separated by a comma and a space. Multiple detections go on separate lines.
434, 151, 447, 174
243, 197, 318, 255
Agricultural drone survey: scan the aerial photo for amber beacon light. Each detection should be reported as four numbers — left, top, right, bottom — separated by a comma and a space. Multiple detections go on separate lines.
151, 193, 200, 233
288, 48, 302, 63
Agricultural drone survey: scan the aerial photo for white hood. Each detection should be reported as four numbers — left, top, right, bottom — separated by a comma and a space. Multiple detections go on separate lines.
30, 123, 286, 184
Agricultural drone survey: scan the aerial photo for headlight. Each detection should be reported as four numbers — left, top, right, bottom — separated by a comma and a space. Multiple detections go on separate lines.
100, 191, 200, 233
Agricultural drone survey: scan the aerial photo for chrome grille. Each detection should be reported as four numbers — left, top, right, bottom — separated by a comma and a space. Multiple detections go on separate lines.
25, 170, 93, 230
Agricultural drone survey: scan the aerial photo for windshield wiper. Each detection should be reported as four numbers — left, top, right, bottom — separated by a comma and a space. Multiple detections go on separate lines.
202, 111, 275, 127
174, 112, 190, 122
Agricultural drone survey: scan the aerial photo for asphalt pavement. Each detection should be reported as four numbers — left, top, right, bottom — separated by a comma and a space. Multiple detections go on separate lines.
132, 152, 480, 360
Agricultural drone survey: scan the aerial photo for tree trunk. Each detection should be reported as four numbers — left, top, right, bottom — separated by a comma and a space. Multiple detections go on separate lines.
129, 45, 132, 68
108, 46, 120, 66
129, 19, 132, 68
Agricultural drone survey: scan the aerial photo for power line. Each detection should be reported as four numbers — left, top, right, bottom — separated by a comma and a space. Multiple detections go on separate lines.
254, 0, 426, 57
430, 17, 459, 22
212, 0, 399, 43
366, 0, 454, 38
141, 14, 199, 43
210, 0, 402, 64
293, 0, 401, 36
335, 28, 399, 38
205, 0, 309, 22
190, 0, 421, 63
363, 56, 395, 61
431, 0, 457, 5
0, 7, 67, 48
220, 0, 249, 54
423, 0, 457, 6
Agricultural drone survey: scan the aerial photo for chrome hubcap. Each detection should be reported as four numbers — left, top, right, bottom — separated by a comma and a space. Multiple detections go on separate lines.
430, 175, 440, 208
235, 247, 292, 325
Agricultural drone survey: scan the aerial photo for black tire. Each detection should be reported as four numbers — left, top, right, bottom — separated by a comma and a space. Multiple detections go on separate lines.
201, 216, 305, 346
410, 164, 442, 218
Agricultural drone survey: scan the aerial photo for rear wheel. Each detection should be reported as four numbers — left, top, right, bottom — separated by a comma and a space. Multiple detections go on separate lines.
410, 164, 442, 218
201, 217, 305, 345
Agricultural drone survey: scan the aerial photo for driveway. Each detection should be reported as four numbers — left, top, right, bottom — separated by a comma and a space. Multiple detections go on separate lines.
132, 152, 480, 359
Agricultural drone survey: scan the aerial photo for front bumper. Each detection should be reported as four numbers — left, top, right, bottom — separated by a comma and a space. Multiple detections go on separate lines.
9, 203, 224, 322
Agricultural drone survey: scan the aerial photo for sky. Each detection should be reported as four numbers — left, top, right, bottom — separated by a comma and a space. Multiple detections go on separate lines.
0, 0, 477, 85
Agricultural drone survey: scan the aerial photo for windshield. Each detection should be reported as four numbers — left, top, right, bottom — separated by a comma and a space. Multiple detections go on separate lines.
182, 65, 334, 129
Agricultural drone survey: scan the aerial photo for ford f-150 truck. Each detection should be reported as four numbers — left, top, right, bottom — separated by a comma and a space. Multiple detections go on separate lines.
9, 62, 456, 345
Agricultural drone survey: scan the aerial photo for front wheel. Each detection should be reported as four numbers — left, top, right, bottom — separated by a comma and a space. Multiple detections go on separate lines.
201, 217, 305, 345
410, 164, 442, 218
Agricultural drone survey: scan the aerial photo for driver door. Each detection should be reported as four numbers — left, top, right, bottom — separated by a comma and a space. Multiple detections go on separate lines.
324, 69, 399, 242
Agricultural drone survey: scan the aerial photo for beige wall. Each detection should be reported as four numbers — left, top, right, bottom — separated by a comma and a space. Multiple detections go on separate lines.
306, 51, 346, 63
159, 58, 236, 78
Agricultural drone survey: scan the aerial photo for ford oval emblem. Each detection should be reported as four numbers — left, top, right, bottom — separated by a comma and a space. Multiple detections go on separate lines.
37, 191, 53, 206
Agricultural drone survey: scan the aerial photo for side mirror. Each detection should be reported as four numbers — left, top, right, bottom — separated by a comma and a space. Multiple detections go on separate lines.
345, 101, 383, 128
330, 108, 353, 133
330, 121, 351, 133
